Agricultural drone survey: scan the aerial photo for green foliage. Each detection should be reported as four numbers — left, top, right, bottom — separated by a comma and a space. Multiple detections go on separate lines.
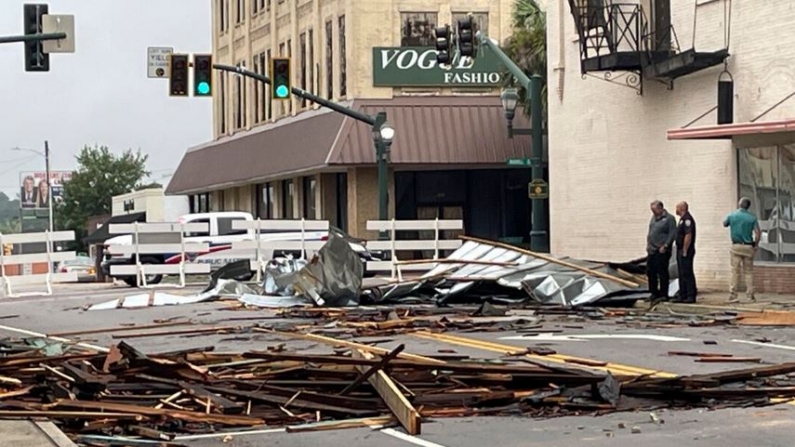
0, 192, 20, 233
57, 145, 150, 246
503, 0, 548, 118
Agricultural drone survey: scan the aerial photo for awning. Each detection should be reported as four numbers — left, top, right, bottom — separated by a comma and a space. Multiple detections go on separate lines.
667, 118, 795, 148
166, 96, 531, 195
83, 212, 146, 245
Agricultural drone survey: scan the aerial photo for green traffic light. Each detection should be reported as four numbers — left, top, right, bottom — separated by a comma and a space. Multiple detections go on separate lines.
197, 81, 210, 95
276, 85, 289, 98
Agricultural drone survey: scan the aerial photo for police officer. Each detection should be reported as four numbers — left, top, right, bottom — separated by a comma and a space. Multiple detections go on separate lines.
674, 201, 697, 303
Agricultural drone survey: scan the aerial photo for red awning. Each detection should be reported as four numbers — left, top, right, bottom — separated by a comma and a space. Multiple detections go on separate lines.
668, 118, 795, 146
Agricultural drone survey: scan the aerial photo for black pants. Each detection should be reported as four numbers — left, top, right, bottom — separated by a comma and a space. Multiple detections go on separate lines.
647, 251, 672, 299
677, 252, 697, 302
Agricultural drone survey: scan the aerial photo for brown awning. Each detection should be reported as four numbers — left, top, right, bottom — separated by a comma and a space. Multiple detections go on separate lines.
667, 118, 795, 148
167, 96, 531, 195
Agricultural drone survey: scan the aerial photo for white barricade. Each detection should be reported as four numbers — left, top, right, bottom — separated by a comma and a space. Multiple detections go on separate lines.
231, 219, 330, 282
0, 231, 77, 297
366, 219, 464, 281
107, 222, 211, 288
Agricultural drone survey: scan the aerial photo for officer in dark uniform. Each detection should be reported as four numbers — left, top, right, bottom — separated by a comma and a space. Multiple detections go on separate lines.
674, 201, 697, 303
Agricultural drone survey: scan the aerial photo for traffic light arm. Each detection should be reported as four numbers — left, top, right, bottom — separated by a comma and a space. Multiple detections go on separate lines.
475, 30, 531, 91
213, 63, 376, 126
0, 32, 65, 45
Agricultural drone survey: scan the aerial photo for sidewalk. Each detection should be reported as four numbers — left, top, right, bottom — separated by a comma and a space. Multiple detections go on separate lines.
652, 290, 795, 315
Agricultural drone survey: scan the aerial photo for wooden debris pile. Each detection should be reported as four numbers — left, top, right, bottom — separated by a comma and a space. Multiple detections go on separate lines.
0, 336, 794, 443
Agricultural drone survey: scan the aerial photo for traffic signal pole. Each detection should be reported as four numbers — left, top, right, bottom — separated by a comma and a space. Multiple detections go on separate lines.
0, 32, 65, 44
475, 31, 548, 252
212, 64, 391, 226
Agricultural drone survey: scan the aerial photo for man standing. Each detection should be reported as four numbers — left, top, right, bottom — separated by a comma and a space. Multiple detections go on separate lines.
674, 202, 697, 303
647, 200, 677, 301
723, 197, 761, 302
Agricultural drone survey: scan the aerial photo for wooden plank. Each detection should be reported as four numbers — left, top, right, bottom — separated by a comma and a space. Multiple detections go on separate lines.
366, 220, 463, 231
0, 230, 75, 244
367, 261, 439, 271
51, 320, 194, 337
366, 240, 463, 251
52, 400, 264, 426
233, 219, 330, 231
110, 263, 210, 275
109, 222, 208, 234
352, 349, 421, 435
231, 240, 327, 251
737, 310, 795, 326
106, 243, 209, 255
459, 235, 640, 288
0, 272, 78, 286
695, 357, 762, 363
341, 344, 405, 395
285, 416, 395, 433
0, 251, 76, 265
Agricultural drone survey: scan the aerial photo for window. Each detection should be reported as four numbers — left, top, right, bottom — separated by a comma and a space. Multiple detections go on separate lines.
303, 176, 317, 218
256, 52, 266, 122
308, 29, 314, 93
300, 32, 307, 108
253, 56, 260, 123
236, 0, 245, 24
325, 20, 333, 99
218, 217, 248, 236
189, 193, 212, 213
338, 15, 346, 97
336, 173, 347, 232
219, 0, 229, 33
451, 12, 489, 37
254, 0, 265, 14
281, 179, 294, 218
401, 12, 437, 46
235, 61, 246, 129
266, 49, 272, 120
219, 72, 227, 134
738, 145, 795, 263
257, 183, 274, 219
185, 218, 211, 238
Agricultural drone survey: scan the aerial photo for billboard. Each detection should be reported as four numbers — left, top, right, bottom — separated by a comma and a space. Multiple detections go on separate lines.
19, 171, 72, 209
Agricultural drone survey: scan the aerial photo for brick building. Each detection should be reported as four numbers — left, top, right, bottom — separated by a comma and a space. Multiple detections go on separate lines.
167, 0, 541, 242
548, 0, 795, 292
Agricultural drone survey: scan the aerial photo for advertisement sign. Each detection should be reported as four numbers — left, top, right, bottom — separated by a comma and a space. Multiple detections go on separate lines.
19, 171, 72, 210
372, 46, 505, 87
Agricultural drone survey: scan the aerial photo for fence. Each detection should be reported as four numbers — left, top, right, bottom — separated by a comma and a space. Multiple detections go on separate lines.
106, 222, 211, 288
365, 219, 464, 281
0, 230, 77, 297
231, 219, 330, 282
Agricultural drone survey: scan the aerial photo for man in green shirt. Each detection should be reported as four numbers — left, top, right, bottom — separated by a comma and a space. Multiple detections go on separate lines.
722, 197, 761, 302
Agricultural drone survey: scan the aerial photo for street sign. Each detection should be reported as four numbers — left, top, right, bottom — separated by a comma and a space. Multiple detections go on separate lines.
507, 158, 532, 166
147, 46, 173, 78
528, 179, 548, 199
41, 14, 75, 53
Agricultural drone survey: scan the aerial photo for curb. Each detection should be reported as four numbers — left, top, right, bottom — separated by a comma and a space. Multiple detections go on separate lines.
652, 302, 771, 315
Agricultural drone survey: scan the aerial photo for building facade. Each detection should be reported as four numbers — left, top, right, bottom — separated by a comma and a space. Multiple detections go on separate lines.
548, 0, 795, 292
167, 0, 540, 241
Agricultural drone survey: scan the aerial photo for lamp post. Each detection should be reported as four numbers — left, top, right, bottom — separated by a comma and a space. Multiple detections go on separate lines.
500, 76, 549, 253
372, 112, 395, 238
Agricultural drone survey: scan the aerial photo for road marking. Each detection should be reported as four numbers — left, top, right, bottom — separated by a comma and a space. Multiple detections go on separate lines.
499, 334, 691, 342
381, 428, 449, 447
175, 428, 286, 440
732, 339, 795, 351
411, 332, 678, 378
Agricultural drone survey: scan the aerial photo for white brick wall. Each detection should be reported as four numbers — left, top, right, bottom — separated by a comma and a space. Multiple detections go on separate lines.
546, 0, 795, 289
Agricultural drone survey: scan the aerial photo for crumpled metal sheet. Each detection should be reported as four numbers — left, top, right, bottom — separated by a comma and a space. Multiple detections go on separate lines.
262, 258, 308, 296
88, 279, 257, 311
238, 294, 311, 308
289, 232, 362, 307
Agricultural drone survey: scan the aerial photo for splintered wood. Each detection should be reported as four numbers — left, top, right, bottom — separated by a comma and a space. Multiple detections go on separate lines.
0, 334, 794, 441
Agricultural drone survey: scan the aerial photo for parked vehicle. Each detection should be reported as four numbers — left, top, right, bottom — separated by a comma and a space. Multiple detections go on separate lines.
56, 255, 96, 282
101, 212, 385, 287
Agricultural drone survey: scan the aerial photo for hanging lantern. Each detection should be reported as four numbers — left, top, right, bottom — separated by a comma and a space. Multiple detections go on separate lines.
717, 67, 734, 125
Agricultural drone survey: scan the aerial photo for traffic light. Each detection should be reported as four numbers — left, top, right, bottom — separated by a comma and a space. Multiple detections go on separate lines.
169, 54, 189, 97
434, 25, 452, 65
271, 57, 291, 100
23, 3, 49, 72
458, 15, 475, 57
193, 54, 212, 97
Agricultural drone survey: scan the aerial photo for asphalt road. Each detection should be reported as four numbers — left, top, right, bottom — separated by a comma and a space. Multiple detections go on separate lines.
1, 283, 795, 447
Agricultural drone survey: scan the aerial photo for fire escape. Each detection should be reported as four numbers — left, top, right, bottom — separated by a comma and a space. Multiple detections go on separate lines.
567, 0, 731, 94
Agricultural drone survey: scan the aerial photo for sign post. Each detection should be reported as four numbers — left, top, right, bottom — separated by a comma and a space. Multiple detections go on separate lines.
147, 47, 173, 79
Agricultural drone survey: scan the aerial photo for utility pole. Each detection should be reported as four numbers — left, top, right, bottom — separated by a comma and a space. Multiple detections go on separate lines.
44, 140, 52, 235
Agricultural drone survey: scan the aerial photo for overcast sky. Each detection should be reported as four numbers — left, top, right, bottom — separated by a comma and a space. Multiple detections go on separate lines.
0, 0, 212, 198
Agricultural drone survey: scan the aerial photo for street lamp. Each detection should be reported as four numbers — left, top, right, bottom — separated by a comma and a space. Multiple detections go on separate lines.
500, 87, 520, 122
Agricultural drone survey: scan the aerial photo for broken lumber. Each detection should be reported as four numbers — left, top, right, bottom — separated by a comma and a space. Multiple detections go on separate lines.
352, 349, 421, 435
341, 344, 405, 395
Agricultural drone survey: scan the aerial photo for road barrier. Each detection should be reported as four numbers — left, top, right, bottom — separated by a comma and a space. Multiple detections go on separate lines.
231, 219, 330, 282
366, 219, 464, 281
107, 222, 211, 288
0, 230, 77, 297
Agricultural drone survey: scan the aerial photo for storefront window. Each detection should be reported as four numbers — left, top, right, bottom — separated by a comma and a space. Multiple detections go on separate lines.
282, 179, 294, 218
738, 146, 787, 262
303, 176, 317, 219
257, 183, 274, 219
400, 12, 437, 47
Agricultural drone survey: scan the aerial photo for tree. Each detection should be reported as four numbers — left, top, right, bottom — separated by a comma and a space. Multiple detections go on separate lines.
503, 0, 547, 119
57, 145, 149, 246
0, 192, 20, 231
